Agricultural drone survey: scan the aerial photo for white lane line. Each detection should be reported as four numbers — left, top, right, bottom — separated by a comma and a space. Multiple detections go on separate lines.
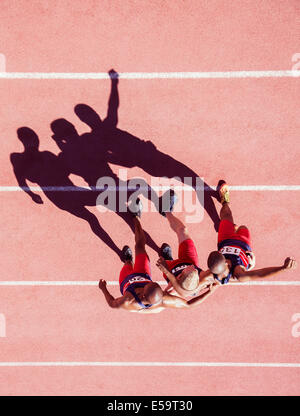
0, 281, 151, 286
228, 185, 300, 191
1, 185, 300, 192
0, 70, 300, 79
0, 361, 299, 367
0, 281, 299, 286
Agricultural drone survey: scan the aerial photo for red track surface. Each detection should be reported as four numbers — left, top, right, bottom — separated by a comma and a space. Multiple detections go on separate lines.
0, 0, 299, 395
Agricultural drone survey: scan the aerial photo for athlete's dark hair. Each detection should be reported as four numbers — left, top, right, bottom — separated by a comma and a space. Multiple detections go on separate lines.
207, 251, 226, 274
144, 282, 163, 305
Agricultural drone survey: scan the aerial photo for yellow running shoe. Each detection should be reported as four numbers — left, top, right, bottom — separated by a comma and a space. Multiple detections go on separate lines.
218, 181, 230, 205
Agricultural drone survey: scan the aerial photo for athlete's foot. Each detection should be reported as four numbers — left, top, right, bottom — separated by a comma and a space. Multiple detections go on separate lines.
121, 245, 133, 263
128, 197, 143, 218
217, 180, 230, 205
159, 189, 178, 216
160, 243, 173, 261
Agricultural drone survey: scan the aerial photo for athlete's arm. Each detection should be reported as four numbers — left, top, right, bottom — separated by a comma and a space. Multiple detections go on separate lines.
186, 283, 218, 307
162, 281, 175, 295
98, 279, 129, 309
162, 284, 218, 309
198, 269, 216, 288
156, 256, 188, 297
161, 294, 190, 309
234, 257, 297, 282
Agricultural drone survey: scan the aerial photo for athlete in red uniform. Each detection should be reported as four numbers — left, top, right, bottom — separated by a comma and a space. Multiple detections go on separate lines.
99, 198, 217, 312
156, 189, 216, 299
207, 181, 297, 284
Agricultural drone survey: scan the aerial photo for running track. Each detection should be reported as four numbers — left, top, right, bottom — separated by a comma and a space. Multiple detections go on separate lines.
0, 1, 299, 395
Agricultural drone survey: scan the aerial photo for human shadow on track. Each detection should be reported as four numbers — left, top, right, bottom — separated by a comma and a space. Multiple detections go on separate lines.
10, 127, 159, 259
66, 69, 220, 231
11, 68, 219, 260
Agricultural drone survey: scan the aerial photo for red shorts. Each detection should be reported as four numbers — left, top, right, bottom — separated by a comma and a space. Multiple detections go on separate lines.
164, 239, 199, 281
218, 219, 252, 247
119, 252, 151, 285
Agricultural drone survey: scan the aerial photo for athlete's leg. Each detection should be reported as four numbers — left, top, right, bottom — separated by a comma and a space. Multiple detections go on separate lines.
119, 261, 134, 285
220, 202, 234, 223
119, 247, 134, 292
217, 182, 236, 243
218, 182, 234, 223
165, 212, 191, 244
117, 211, 159, 253
236, 225, 252, 248
236, 225, 248, 232
133, 216, 147, 255
132, 216, 152, 275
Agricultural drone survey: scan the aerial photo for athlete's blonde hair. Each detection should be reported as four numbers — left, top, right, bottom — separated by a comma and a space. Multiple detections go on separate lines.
179, 266, 199, 291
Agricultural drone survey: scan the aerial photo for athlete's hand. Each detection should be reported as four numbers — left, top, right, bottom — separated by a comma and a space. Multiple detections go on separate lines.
156, 256, 168, 272
98, 279, 107, 290
204, 274, 215, 285
210, 281, 220, 291
163, 282, 175, 295
31, 194, 43, 204
246, 251, 256, 270
283, 257, 297, 270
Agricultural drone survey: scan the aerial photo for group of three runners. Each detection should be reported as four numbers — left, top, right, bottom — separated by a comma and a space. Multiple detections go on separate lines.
99, 182, 296, 313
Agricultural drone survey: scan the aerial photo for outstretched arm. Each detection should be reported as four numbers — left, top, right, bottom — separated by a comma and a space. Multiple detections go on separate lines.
98, 279, 128, 309
234, 257, 297, 282
103, 69, 119, 128
156, 257, 188, 297
186, 284, 218, 307
162, 284, 218, 309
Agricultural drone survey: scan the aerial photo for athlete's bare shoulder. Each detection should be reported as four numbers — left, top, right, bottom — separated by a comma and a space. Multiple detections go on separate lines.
234, 265, 246, 275
230, 265, 246, 282
122, 291, 166, 313
120, 291, 143, 311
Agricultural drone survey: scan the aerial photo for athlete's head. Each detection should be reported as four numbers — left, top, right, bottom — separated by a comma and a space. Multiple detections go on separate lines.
50, 119, 78, 143
178, 265, 199, 291
207, 251, 227, 276
143, 282, 163, 306
17, 127, 39, 150
74, 104, 102, 129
